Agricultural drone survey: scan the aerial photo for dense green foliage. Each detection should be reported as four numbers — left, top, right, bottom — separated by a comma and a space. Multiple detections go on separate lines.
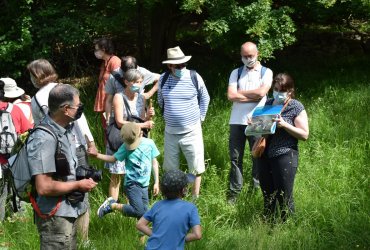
2, 0, 369, 79
1, 52, 369, 249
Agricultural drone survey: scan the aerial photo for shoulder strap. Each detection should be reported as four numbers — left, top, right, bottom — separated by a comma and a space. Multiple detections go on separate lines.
34, 96, 47, 116
112, 72, 124, 93
280, 98, 291, 114
237, 66, 244, 83
160, 72, 171, 113
32, 124, 60, 152
190, 70, 201, 106
160, 71, 171, 91
121, 94, 133, 121
260, 66, 267, 79
5, 103, 13, 113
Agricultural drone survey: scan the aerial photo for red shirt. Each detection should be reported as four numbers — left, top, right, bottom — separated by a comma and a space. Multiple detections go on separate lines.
0, 102, 33, 164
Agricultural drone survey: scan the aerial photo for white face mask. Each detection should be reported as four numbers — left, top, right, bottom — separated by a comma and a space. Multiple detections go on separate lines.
94, 50, 104, 60
30, 74, 39, 88
273, 90, 288, 103
241, 56, 257, 68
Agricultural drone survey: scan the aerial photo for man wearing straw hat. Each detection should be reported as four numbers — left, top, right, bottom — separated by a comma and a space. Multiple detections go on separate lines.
158, 46, 210, 201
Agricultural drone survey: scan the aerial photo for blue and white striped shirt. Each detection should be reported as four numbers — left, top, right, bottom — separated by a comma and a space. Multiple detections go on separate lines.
158, 69, 210, 132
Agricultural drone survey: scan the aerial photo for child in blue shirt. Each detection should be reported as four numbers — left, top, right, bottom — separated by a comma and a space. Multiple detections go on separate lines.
88, 122, 159, 219
136, 169, 202, 249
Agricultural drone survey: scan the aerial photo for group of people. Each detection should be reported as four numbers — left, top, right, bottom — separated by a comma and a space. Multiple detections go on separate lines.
0, 38, 309, 249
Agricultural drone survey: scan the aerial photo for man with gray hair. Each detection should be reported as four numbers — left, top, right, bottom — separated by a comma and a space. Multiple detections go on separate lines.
227, 41, 273, 204
28, 84, 97, 249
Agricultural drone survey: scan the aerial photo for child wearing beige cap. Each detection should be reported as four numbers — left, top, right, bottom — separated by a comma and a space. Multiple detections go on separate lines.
88, 122, 159, 220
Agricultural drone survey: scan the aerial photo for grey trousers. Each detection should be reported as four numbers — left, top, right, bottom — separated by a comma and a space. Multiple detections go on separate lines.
228, 124, 259, 198
35, 215, 77, 250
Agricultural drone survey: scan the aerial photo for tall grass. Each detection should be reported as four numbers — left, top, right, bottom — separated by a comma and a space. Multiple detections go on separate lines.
1, 55, 369, 250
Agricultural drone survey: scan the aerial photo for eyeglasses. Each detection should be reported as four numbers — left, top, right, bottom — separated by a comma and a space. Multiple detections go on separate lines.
60, 103, 84, 110
170, 64, 186, 69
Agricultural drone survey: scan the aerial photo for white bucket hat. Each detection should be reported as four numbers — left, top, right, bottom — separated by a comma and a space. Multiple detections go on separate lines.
0, 77, 25, 98
162, 46, 192, 64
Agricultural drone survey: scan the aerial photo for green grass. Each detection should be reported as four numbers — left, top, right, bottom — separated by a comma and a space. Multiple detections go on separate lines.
1, 55, 369, 250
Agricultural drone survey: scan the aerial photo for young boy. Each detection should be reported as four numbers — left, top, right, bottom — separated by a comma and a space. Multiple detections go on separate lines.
88, 122, 159, 219
136, 169, 202, 249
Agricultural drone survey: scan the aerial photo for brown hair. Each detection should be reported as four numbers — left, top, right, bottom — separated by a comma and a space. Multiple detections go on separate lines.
272, 73, 295, 98
27, 59, 58, 87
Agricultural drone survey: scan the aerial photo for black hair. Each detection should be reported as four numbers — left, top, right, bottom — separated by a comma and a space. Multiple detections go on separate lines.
93, 37, 115, 55
160, 170, 188, 200
121, 56, 137, 72
0, 80, 4, 100
48, 84, 79, 114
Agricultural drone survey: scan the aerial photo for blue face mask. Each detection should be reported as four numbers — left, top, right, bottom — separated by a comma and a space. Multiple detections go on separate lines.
273, 90, 288, 103
174, 68, 186, 78
130, 84, 141, 93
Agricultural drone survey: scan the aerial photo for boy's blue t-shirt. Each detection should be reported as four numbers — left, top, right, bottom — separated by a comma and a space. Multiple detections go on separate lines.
114, 137, 160, 187
144, 199, 200, 250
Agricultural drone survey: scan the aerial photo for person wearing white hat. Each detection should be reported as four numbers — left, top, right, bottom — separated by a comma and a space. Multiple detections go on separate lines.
1, 77, 33, 125
158, 46, 210, 201
0, 78, 33, 221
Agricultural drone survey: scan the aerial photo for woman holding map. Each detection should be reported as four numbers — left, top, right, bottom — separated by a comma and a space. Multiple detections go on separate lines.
258, 73, 309, 222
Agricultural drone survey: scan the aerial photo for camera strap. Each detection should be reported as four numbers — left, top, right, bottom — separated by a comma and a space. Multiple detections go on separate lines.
29, 193, 62, 219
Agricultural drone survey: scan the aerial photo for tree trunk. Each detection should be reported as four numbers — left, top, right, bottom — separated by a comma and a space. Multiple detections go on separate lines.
137, 0, 145, 62
149, 1, 180, 71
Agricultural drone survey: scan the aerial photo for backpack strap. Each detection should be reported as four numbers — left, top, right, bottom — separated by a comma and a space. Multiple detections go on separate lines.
34, 96, 48, 117
160, 70, 201, 114
237, 65, 268, 87
28, 124, 62, 219
112, 72, 124, 94
190, 70, 201, 106
160, 71, 171, 113
237, 66, 244, 83
5, 103, 13, 113
260, 66, 267, 79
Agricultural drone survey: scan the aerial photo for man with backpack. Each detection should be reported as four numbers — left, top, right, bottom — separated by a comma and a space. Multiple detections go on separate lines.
0, 78, 32, 221
227, 41, 273, 204
27, 84, 97, 249
158, 46, 210, 201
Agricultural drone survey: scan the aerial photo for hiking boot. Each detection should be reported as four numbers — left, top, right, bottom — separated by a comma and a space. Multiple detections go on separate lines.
97, 197, 116, 218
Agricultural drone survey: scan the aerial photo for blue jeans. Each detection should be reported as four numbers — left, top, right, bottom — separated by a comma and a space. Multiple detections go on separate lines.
258, 149, 298, 220
123, 183, 149, 218
228, 125, 259, 198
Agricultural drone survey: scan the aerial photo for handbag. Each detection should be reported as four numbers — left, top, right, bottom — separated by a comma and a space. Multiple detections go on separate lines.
250, 98, 291, 158
251, 136, 266, 158
106, 94, 149, 151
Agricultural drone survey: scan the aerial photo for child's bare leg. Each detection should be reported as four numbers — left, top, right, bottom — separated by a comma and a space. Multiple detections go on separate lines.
109, 174, 122, 201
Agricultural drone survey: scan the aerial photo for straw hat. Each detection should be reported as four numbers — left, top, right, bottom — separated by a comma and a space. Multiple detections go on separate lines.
162, 46, 192, 64
0, 78, 25, 98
